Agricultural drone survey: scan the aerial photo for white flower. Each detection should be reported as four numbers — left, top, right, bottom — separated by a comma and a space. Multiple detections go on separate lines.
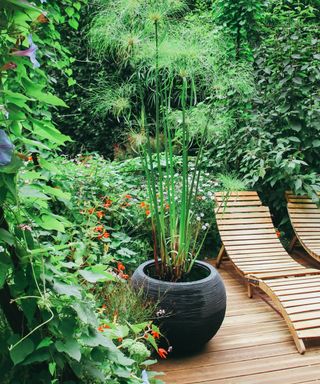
200, 213, 204, 217
196, 216, 201, 221
202, 196, 206, 200
202, 225, 207, 231
205, 223, 209, 227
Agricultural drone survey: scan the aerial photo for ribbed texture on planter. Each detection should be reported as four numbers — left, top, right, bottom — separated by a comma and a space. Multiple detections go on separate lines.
131, 260, 226, 354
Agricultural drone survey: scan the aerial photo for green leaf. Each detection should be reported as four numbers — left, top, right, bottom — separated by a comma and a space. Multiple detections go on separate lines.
0, 155, 23, 174
68, 19, 79, 29
5, 0, 41, 12
20, 185, 50, 200
65, 6, 74, 17
38, 215, 65, 232
0, 228, 15, 246
312, 140, 320, 148
10, 338, 34, 365
22, 78, 67, 107
42, 185, 71, 201
49, 362, 56, 376
36, 337, 53, 350
0, 262, 10, 288
55, 339, 81, 362
53, 281, 82, 298
78, 269, 115, 283
72, 302, 98, 326
33, 121, 71, 145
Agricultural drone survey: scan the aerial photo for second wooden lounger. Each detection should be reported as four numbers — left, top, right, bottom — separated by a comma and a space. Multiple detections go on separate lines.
215, 191, 320, 354
286, 191, 320, 262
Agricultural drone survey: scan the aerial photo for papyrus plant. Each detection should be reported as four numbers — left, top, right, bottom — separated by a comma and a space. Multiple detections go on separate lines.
141, 16, 210, 282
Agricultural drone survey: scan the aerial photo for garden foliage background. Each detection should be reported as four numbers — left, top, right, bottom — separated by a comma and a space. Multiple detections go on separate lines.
0, 0, 319, 383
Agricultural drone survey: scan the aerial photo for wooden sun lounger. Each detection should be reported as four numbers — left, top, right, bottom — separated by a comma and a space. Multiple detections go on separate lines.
286, 191, 320, 262
215, 191, 320, 354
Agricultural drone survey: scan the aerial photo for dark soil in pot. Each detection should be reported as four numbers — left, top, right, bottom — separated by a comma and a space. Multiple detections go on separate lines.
131, 260, 226, 355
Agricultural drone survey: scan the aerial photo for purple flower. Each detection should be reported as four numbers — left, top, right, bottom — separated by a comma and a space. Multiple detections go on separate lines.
11, 35, 40, 68
141, 370, 150, 384
0, 130, 14, 166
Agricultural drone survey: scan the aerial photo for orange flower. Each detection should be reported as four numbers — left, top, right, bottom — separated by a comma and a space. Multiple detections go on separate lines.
151, 330, 160, 339
117, 262, 125, 271
94, 225, 104, 232
104, 199, 112, 208
37, 13, 49, 23
157, 348, 168, 359
28, 156, 33, 161
140, 202, 146, 208
103, 324, 110, 329
145, 210, 151, 216
103, 232, 110, 238
97, 326, 104, 332
122, 274, 129, 280
96, 211, 105, 219
165, 204, 170, 210
88, 208, 95, 215
276, 230, 281, 238
125, 194, 132, 199
118, 337, 123, 343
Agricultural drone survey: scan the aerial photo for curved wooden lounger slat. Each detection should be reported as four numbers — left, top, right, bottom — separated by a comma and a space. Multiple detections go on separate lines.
286, 191, 320, 262
215, 191, 320, 354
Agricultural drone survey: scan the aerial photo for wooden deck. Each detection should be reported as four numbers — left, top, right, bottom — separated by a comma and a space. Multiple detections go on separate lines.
157, 255, 320, 383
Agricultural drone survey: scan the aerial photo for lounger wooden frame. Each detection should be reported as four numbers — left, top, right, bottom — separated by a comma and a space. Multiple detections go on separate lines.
215, 191, 320, 354
286, 191, 320, 262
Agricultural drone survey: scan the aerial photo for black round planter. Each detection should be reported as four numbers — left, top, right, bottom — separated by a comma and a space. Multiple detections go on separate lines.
131, 260, 226, 354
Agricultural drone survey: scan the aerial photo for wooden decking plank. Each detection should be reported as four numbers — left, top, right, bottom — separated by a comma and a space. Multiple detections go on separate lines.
162, 354, 320, 383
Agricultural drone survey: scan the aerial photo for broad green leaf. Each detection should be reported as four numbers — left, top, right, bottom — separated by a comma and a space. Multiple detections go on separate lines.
20, 137, 51, 151
55, 339, 81, 362
38, 215, 65, 232
0, 155, 23, 174
78, 269, 115, 283
5, 0, 41, 12
72, 302, 98, 326
43, 185, 71, 201
20, 185, 50, 200
0, 228, 15, 246
10, 338, 34, 365
53, 281, 82, 298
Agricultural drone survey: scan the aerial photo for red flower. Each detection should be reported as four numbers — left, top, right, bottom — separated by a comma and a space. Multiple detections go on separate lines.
158, 348, 168, 359
97, 326, 104, 332
118, 337, 123, 343
103, 232, 110, 238
88, 208, 95, 215
276, 230, 281, 238
125, 194, 132, 199
151, 330, 160, 339
145, 210, 151, 216
104, 199, 112, 208
140, 202, 146, 208
117, 262, 125, 271
94, 225, 104, 232
122, 274, 129, 280
96, 211, 105, 219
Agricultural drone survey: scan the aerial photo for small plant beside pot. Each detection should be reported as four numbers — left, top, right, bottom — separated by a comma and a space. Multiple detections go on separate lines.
131, 13, 226, 355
